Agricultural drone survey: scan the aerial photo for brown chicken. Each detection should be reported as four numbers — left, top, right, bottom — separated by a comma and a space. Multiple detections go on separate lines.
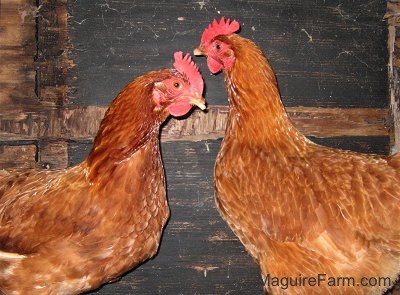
194, 18, 400, 294
0, 52, 206, 295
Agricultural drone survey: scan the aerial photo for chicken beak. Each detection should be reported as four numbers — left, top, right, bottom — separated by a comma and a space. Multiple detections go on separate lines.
190, 96, 207, 111
154, 81, 165, 90
194, 47, 204, 56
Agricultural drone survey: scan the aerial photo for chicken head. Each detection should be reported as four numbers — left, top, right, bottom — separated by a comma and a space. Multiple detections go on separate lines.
153, 52, 206, 117
194, 17, 240, 73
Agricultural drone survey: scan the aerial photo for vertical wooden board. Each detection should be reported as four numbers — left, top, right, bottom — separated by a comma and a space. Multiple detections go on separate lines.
38, 141, 68, 168
67, 136, 392, 294
387, 8, 400, 153
0, 0, 37, 105
67, 0, 387, 108
36, 0, 72, 105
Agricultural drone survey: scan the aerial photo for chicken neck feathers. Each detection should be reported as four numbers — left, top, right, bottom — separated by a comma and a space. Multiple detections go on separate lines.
0, 70, 171, 294
214, 34, 400, 294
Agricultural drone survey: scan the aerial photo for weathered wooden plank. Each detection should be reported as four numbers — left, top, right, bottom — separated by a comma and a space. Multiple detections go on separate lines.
36, 0, 72, 105
285, 107, 389, 138
38, 141, 68, 169
0, 144, 37, 169
387, 1, 400, 153
0, 106, 390, 142
0, 0, 72, 106
0, 0, 37, 104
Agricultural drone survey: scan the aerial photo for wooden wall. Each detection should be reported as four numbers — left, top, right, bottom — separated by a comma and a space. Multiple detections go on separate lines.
0, 0, 399, 294
387, 0, 400, 153
0, 0, 36, 105
0, 0, 393, 166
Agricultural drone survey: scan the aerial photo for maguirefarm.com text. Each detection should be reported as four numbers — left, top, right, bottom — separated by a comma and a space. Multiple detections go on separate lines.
264, 274, 394, 290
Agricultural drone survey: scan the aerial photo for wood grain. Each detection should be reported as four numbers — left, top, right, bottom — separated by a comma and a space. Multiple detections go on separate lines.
0, 0, 36, 104
35, 0, 71, 105
387, 1, 400, 153
0, 144, 37, 169
38, 141, 68, 168
0, 106, 390, 142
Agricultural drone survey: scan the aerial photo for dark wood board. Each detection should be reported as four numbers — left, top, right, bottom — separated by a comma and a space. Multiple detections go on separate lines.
309, 135, 390, 155
68, 0, 387, 108
64, 136, 391, 294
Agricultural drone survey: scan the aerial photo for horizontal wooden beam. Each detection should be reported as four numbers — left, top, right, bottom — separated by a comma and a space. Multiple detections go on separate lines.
164, 106, 389, 141
285, 106, 389, 137
0, 105, 389, 143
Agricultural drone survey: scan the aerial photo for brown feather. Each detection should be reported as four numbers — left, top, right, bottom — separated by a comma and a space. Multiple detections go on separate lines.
214, 34, 400, 294
0, 69, 180, 294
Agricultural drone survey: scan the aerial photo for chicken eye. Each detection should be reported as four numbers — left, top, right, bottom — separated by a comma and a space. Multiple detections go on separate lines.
173, 82, 180, 88
215, 43, 221, 50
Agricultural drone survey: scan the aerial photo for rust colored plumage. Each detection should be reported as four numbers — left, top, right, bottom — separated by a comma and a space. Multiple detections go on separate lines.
0, 55, 205, 294
196, 19, 400, 294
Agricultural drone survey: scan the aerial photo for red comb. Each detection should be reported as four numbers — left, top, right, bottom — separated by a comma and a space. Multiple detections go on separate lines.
201, 17, 240, 44
173, 51, 204, 95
